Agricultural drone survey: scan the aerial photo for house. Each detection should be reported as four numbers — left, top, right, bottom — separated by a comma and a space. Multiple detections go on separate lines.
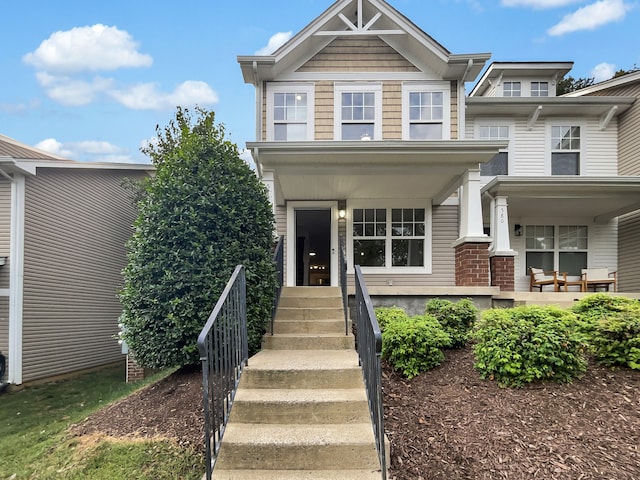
0, 134, 153, 385
238, 0, 640, 302
563, 71, 640, 292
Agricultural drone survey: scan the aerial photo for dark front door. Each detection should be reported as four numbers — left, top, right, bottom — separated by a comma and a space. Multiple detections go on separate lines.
295, 209, 331, 286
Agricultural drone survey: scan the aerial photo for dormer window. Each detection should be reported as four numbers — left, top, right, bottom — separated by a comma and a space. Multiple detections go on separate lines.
334, 83, 382, 140
266, 83, 315, 141
503, 81, 521, 97
531, 81, 549, 97
402, 82, 451, 140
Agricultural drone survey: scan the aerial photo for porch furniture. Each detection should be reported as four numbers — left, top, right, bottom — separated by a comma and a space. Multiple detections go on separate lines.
529, 267, 568, 292
582, 268, 617, 292
564, 278, 586, 292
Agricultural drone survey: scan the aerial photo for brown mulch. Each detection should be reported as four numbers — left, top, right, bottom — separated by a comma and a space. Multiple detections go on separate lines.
73, 348, 640, 479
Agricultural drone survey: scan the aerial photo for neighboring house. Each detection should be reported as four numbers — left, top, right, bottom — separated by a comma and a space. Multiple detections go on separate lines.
0, 134, 153, 385
239, 0, 640, 297
563, 71, 640, 291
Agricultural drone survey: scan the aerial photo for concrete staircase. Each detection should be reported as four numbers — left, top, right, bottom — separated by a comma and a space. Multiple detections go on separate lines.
212, 286, 383, 480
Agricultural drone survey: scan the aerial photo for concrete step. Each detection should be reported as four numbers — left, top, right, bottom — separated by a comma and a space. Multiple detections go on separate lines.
276, 307, 345, 321
273, 318, 347, 335
281, 286, 342, 298
263, 333, 355, 351
230, 388, 370, 424
278, 295, 343, 309
240, 350, 364, 389
214, 423, 379, 471
213, 469, 383, 479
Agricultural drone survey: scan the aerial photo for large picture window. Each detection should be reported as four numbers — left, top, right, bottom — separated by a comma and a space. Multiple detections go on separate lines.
352, 206, 427, 269
402, 83, 450, 140
266, 83, 314, 141
335, 84, 382, 140
525, 225, 588, 276
551, 125, 581, 175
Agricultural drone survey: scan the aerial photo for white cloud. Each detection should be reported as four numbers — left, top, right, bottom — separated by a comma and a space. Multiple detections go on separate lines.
255, 31, 293, 55
239, 149, 256, 170
23, 24, 153, 74
35, 137, 138, 163
110, 80, 218, 110
502, 0, 582, 7
547, 0, 631, 35
36, 72, 113, 106
591, 62, 617, 82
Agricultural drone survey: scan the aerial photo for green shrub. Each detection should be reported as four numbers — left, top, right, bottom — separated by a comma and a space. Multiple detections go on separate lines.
472, 305, 587, 387
572, 294, 640, 369
382, 315, 451, 379
374, 306, 409, 332
425, 298, 478, 348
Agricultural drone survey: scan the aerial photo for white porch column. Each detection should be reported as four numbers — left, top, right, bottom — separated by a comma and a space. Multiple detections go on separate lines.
261, 169, 276, 216
457, 169, 487, 242
490, 195, 515, 254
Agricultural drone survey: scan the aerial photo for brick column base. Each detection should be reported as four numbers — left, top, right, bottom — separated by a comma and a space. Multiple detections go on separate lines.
490, 255, 515, 291
126, 354, 145, 383
455, 242, 490, 287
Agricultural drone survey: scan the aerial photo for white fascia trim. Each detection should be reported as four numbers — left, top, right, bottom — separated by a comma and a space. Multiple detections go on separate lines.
8, 173, 25, 385
278, 72, 441, 82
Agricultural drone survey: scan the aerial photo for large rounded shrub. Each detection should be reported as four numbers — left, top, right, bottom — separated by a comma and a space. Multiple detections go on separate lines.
382, 315, 451, 379
425, 298, 478, 348
572, 294, 640, 369
374, 306, 409, 333
119, 108, 276, 369
472, 305, 587, 387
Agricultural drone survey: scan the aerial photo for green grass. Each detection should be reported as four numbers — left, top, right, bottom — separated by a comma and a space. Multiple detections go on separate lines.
0, 364, 204, 479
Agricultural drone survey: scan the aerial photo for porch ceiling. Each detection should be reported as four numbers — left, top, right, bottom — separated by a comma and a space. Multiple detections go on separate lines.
482, 176, 640, 223
249, 140, 506, 204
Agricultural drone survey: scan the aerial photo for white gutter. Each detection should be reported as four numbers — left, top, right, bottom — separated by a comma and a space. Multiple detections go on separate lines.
8, 173, 25, 385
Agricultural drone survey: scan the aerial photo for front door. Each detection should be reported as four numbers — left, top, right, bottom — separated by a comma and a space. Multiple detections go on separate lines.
287, 202, 338, 287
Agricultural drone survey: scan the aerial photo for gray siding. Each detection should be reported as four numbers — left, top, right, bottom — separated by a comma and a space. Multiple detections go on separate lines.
0, 180, 10, 377
21, 168, 146, 383
619, 212, 640, 291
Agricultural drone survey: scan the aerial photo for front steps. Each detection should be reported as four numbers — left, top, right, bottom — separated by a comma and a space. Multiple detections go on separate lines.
212, 287, 383, 480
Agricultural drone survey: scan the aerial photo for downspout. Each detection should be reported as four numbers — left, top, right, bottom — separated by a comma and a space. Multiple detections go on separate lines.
458, 59, 473, 139
7, 171, 25, 385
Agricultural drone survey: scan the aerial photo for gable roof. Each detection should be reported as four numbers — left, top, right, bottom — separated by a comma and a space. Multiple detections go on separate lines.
238, 0, 490, 84
0, 134, 70, 162
563, 70, 640, 97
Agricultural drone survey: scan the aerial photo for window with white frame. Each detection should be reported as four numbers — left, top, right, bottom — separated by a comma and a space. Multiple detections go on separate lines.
525, 225, 588, 276
478, 125, 509, 176
335, 84, 382, 140
531, 81, 549, 97
402, 83, 450, 140
503, 81, 521, 97
266, 84, 314, 141
551, 125, 581, 175
352, 206, 427, 268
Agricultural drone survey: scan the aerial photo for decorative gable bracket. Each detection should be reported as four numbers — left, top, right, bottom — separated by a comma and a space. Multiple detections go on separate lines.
315, 0, 404, 36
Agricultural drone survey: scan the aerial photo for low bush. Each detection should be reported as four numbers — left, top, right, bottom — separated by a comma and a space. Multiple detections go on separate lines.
382, 315, 451, 379
472, 305, 587, 387
374, 306, 409, 333
572, 294, 640, 369
425, 298, 478, 348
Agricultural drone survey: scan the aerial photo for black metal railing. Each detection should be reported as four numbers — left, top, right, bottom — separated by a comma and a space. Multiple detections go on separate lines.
354, 265, 387, 480
271, 236, 285, 335
197, 265, 247, 480
339, 237, 349, 335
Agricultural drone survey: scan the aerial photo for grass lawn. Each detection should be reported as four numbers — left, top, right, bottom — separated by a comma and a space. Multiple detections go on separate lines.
0, 363, 204, 480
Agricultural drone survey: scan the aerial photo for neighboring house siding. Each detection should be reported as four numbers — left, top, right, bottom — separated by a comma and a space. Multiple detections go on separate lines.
584, 118, 618, 175
619, 211, 640, 291
356, 204, 457, 287
0, 179, 10, 290
297, 37, 418, 73
20, 168, 145, 383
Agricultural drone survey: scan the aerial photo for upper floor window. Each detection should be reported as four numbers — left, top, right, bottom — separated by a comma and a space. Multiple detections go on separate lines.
402, 82, 451, 140
531, 81, 549, 97
266, 83, 314, 141
335, 83, 382, 140
503, 82, 521, 97
478, 125, 509, 176
551, 125, 581, 175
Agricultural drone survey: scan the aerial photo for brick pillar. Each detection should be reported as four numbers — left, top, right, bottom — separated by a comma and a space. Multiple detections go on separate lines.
490, 255, 515, 291
126, 354, 145, 383
455, 242, 490, 287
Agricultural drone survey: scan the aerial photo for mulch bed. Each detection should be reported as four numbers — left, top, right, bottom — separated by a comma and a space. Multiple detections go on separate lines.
73, 347, 640, 479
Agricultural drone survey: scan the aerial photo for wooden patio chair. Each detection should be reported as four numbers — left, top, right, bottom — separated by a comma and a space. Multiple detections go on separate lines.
529, 267, 567, 292
582, 268, 617, 292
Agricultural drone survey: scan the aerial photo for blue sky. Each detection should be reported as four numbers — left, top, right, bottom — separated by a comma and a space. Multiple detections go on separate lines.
1, 0, 638, 164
